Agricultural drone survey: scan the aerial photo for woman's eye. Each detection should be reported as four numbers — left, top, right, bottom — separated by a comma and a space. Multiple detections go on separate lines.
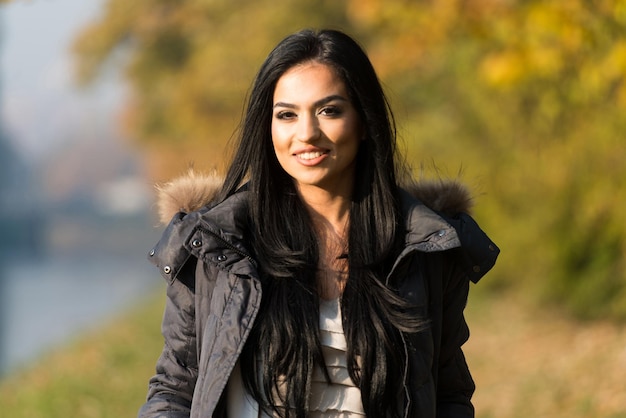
320, 106, 341, 116
275, 111, 296, 120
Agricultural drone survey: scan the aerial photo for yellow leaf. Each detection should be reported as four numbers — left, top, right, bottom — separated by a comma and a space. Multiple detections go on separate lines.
480, 50, 525, 87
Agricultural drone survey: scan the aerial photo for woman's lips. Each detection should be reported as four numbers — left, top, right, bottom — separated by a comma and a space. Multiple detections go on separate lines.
294, 150, 329, 166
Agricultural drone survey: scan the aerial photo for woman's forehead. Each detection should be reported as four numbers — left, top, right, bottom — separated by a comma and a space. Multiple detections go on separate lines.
273, 62, 348, 104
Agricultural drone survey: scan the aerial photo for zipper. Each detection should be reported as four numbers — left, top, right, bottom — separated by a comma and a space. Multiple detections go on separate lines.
387, 247, 421, 418
400, 330, 410, 418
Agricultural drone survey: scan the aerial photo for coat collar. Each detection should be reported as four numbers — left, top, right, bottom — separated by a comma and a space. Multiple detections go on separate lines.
399, 188, 461, 252
149, 169, 482, 281
154, 169, 475, 226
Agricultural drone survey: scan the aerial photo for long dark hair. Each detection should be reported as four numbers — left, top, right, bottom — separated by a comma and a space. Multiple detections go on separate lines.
219, 29, 426, 417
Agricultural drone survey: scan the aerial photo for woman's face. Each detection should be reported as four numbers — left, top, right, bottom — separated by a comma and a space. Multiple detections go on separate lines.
271, 62, 362, 197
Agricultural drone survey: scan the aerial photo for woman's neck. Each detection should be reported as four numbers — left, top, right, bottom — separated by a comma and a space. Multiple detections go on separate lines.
297, 184, 351, 234
297, 187, 351, 300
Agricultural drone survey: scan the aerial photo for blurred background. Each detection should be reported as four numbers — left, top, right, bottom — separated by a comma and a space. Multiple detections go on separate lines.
0, 0, 625, 417
0, 0, 160, 373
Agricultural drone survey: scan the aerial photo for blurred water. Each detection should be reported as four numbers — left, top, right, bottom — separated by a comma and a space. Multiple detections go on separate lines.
0, 0, 164, 378
0, 205, 164, 375
0, 253, 159, 374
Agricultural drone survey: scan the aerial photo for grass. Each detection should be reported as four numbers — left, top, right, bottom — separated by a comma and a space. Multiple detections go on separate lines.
0, 287, 166, 418
466, 291, 626, 418
1, 287, 625, 417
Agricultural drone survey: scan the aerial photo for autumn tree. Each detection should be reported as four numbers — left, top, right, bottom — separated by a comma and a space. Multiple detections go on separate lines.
73, 0, 352, 177
74, 0, 626, 319
346, 0, 626, 319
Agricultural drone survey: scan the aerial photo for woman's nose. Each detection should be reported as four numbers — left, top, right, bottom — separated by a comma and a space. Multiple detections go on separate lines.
296, 114, 319, 142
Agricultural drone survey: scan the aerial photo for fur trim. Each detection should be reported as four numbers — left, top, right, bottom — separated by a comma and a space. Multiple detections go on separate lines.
155, 170, 474, 224
402, 178, 474, 215
156, 169, 223, 224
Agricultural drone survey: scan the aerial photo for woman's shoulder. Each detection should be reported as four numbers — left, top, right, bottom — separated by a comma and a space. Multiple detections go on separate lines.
153, 169, 251, 239
398, 178, 472, 253
147, 170, 251, 282
399, 179, 499, 283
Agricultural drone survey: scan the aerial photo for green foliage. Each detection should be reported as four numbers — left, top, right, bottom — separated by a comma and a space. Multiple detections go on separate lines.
350, 0, 626, 320
72, 0, 352, 175
73, 0, 626, 319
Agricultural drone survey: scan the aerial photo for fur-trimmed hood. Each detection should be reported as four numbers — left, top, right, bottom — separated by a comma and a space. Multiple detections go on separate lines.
155, 169, 474, 225
149, 169, 496, 286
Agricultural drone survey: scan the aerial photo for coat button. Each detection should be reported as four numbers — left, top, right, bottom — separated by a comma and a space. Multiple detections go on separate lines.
437, 229, 446, 237
163, 265, 172, 274
191, 239, 202, 248
217, 254, 227, 262
149, 249, 155, 256
489, 244, 496, 251
473, 265, 481, 273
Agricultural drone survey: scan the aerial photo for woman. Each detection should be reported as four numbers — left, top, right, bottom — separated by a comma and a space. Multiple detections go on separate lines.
139, 29, 499, 418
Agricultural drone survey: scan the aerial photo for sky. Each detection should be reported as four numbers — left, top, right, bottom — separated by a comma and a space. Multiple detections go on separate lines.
1, 0, 124, 163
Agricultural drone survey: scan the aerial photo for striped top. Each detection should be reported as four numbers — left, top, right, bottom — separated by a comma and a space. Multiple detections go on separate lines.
227, 298, 364, 417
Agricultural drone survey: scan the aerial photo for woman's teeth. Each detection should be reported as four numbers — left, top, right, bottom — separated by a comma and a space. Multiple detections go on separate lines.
297, 151, 324, 160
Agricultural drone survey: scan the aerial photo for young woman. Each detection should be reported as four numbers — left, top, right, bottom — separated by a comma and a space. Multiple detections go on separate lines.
138, 29, 499, 418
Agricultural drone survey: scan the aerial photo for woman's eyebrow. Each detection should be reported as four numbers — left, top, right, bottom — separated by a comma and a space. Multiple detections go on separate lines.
273, 94, 349, 109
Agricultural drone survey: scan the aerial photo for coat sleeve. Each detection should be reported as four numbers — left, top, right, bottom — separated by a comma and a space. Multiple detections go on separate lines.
435, 255, 475, 418
137, 210, 207, 417
138, 258, 199, 418
435, 213, 499, 418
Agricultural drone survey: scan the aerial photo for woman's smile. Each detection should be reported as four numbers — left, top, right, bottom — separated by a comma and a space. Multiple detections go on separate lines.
294, 148, 329, 164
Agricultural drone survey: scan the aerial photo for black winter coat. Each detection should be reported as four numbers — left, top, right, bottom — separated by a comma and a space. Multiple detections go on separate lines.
138, 174, 499, 418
